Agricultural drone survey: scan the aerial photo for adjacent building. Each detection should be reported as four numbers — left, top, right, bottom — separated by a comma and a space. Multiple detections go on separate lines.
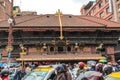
0, 0, 11, 21
116, 0, 120, 22
21, 11, 37, 16
0, 0, 36, 21
80, 0, 120, 22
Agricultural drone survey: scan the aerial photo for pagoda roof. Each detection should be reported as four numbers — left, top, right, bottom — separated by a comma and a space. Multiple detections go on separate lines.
0, 14, 120, 30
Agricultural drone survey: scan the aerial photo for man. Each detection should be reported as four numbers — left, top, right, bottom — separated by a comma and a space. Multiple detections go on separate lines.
13, 67, 26, 80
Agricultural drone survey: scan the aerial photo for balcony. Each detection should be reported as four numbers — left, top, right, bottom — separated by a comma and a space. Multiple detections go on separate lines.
0, 36, 118, 45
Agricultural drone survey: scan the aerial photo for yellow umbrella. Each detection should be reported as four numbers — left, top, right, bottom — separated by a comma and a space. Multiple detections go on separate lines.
109, 72, 120, 78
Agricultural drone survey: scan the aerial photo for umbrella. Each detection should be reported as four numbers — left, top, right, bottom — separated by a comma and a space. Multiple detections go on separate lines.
9, 62, 19, 67
76, 71, 103, 80
78, 62, 86, 67
87, 60, 96, 65
99, 59, 107, 63
96, 63, 103, 68
0, 63, 7, 67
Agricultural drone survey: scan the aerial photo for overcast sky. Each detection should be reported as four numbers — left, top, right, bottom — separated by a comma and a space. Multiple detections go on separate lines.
14, 0, 91, 15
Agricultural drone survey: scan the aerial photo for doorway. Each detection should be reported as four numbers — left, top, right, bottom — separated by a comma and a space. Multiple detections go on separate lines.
58, 46, 63, 53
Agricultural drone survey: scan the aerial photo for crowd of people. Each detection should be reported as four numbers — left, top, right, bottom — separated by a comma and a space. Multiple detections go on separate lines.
71, 61, 120, 80
51, 60, 120, 80
0, 60, 119, 80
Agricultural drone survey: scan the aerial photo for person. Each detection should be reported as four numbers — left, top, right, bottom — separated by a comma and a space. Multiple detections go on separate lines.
13, 67, 26, 80
53, 65, 67, 80
102, 62, 113, 76
112, 63, 119, 72
62, 64, 72, 80
88, 63, 96, 71
81, 77, 88, 80
96, 63, 103, 73
76, 62, 85, 77
0, 69, 10, 80
25, 65, 31, 74
71, 64, 79, 80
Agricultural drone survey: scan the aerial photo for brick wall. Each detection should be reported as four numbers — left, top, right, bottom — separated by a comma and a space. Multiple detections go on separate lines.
81, 0, 114, 21
0, 0, 11, 21
106, 46, 114, 54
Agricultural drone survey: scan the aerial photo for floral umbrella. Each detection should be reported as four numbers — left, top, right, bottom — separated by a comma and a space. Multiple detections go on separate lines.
99, 59, 107, 63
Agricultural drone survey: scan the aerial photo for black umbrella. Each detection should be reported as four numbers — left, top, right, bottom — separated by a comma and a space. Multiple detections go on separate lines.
76, 71, 103, 80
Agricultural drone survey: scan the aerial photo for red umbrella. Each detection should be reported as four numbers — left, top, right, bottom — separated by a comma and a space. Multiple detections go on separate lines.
78, 62, 86, 67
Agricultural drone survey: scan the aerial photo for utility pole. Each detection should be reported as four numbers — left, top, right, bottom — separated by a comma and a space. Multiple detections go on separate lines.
6, 0, 14, 64
0, 0, 14, 64
8, 0, 14, 46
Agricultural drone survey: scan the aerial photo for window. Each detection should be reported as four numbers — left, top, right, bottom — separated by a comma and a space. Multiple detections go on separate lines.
108, 17, 112, 21
106, 7, 110, 13
88, 12, 91, 16
99, 1, 103, 8
0, 1, 5, 6
93, 7, 96, 13
105, 0, 109, 2
118, 4, 120, 12
0, 0, 4, 4
100, 12, 104, 18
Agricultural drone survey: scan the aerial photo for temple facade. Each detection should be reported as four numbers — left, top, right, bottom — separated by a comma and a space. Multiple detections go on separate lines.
0, 14, 120, 62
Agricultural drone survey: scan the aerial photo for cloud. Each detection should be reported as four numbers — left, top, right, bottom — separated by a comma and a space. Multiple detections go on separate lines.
14, 0, 90, 15
72, 0, 90, 4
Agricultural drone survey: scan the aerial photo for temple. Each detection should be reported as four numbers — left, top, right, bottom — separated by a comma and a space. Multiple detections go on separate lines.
0, 14, 120, 63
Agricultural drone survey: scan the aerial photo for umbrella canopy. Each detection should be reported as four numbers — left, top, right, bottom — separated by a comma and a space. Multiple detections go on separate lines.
87, 60, 96, 65
0, 63, 7, 67
99, 59, 107, 63
76, 71, 103, 80
96, 63, 103, 67
9, 62, 20, 67
78, 62, 86, 67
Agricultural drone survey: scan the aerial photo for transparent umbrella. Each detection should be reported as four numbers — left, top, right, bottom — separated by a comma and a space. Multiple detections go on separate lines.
87, 60, 96, 65
76, 71, 103, 80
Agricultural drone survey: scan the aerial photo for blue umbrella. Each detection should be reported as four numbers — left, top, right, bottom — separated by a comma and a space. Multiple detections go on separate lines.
0, 63, 7, 67
87, 60, 96, 65
10, 62, 19, 67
